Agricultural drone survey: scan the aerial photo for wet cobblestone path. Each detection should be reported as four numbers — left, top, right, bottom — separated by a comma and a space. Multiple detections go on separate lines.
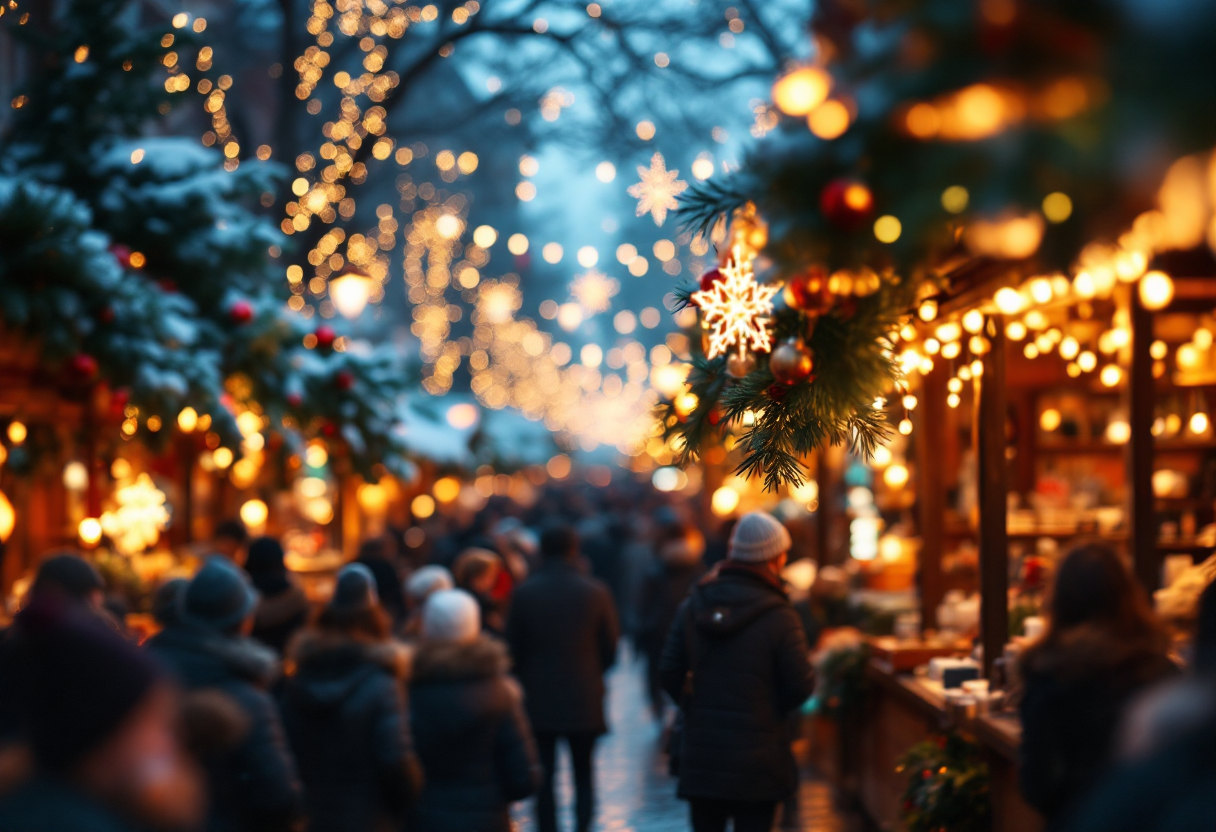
513, 646, 863, 832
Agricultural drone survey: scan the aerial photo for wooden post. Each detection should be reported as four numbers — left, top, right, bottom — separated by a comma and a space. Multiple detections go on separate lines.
917, 363, 947, 631
1128, 292, 1156, 591
975, 316, 1008, 679
816, 448, 836, 565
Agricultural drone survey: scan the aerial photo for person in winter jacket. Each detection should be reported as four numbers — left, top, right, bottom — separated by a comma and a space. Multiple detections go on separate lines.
1017, 543, 1177, 827
146, 557, 304, 832
636, 522, 706, 718
281, 563, 421, 832
400, 565, 455, 641
660, 511, 814, 832
410, 589, 541, 832
505, 525, 619, 832
0, 598, 204, 832
244, 537, 310, 656
453, 548, 506, 637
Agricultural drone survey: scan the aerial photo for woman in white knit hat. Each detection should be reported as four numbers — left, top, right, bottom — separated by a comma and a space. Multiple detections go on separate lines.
410, 590, 541, 832
658, 511, 815, 832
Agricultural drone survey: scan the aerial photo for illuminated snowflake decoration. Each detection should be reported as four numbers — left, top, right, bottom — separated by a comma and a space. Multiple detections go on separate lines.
569, 269, 620, 314
627, 152, 688, 226
689, 247, 779, 360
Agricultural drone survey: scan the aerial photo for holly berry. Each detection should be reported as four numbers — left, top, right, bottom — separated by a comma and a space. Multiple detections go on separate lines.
70, 353, 99, 381
335, 370, 354, 391
110, 244, 132, 269
819, 178, 874, 231
314, 325, 336, 350
229, 299, 254, 324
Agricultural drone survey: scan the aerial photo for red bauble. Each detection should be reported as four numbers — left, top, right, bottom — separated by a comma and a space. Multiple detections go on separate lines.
708, 408, 722, 426
70, 353, 99, 381
286, 392, 303, 408
769, 339, 815, 385
229, 299, 254, 324
784, 266, 829, 312
314, 325, 336, 349
819, 178, 874, 231
110, 244, 132, 269
698, 268, 725, 292
321, 422, 337, 437
335, 370, 354, 391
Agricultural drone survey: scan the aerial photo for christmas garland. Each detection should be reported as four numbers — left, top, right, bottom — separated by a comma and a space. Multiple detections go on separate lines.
897, 733, 991, 832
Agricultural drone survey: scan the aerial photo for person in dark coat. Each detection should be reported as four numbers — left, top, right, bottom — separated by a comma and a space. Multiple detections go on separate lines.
1017, 543, 1177, 827
244, 537, 310, 656
356, 537, 409, 627
660, 511, 815, 832
505, 525, 619, 832
411, 589, 541, 832
637, 522, 705, 718
146, 557, 304, 832
281, 563, 420, 832
0, 598, 203, 832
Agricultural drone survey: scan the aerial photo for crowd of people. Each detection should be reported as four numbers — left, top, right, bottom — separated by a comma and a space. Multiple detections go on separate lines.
0, 481, 1213, 832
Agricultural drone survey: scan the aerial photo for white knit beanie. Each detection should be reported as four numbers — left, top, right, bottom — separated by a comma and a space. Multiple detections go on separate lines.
422, 589, 481, 642
405, 565, 454, 603
728, 511, 792, 562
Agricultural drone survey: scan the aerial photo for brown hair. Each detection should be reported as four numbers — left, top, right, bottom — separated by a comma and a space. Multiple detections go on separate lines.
313, 604, 391, 642
1035, 543, 1167, 649
452, 549, 500, 590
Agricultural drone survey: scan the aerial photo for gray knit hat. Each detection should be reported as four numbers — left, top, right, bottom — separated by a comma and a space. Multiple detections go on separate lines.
728, 511, 792, 562
422, 589, 480, 642
329, 563, 379, 616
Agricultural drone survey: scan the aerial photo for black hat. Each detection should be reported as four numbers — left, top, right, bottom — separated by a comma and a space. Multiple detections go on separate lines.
31, 552, 104, 603
181, 557, 259, 633
328, 563, 378, 617
245, 537, 289, 596
13, 598, 160, 772
151, 578, 188, 628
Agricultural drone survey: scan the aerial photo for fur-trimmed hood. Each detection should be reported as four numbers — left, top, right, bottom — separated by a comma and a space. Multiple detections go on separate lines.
1020, 623, 1175, 682
254, 583, 310, 629
286, 631, 411, 713
412, 636, 510, 684
147, 623, 280, 689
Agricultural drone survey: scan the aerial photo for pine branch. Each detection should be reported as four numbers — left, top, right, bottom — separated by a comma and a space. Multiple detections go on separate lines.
677, 177, 748, 242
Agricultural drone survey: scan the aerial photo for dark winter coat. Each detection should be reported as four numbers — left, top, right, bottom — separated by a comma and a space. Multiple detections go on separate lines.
1066, 694, 1216, 832
0, 777, 137, 832
281, 632, 421, 832
659, 563, 815, 802
410, 637, 541, 832
251, 585, 310, 657
505, 559, 620, 735
1018, 624, 1178, 824
146, 625, 304, 832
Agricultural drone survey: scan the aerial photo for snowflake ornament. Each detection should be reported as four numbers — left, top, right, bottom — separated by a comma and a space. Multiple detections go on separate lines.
570, 269, 620, 314
690, 246, 780, 360
627, 152, 688, 226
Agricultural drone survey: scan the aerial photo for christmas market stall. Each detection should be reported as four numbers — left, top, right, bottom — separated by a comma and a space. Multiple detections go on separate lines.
664, 1, 1216, 829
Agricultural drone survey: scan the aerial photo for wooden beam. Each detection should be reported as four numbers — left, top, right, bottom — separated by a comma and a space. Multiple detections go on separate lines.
1128, 291, 1157, 591
976, 316, 1009, 679
916, 363, 947, 631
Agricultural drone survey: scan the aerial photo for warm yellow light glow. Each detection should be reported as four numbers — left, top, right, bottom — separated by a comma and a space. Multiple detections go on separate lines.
1138, 271, 1174, 311
473, 225, 498, 248
883, 463, 910, 489
808, 100, 850, 139
447, 403, 480, 430
305, 442, 328, 468
411, 494, 436, 519
1190, 412, 1210, 435
898, 418, 913, 435
595, 161, 616, 182
935, 322, 962, 343
1006, 321, 1027, 341
918, 300, 938, 322
212, 447, 234, 469
947, 392, 961, 408
1077, 351, 1097, 372
78, 517, 103, 546
178, 407, 199, 433
941, 186, 969, 214
1042, 192, 1073, 223
546, 454, 572, 479
962, 309, 985, 334
240, 499, 269, 529
1105, 420, 1131, 445
994, 287, 1024, 315
435, 214, 462, 239
873, 215, 902, 243
63, 461, 88, 491
772, 66, 832, 116
0, 490, 14, 543
507, 233, 529, 255
1059, 336, 1080, 360
872, 446, 893, 468
941, 341, 961, 359
1150, 340, 1168, 360
1040, 408, 1062, 432
330, 267, 374, 319
433, 477, 461, 503
7, 421, 26, 445
711, 486, 741, 517
542, 242, 564, 264
357, 483, 388, 514
1100, 365, 1123, 387
577, 246, 599, 268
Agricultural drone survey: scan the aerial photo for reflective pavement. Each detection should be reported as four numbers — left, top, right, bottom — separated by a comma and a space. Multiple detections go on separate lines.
513, 646, 862, 832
